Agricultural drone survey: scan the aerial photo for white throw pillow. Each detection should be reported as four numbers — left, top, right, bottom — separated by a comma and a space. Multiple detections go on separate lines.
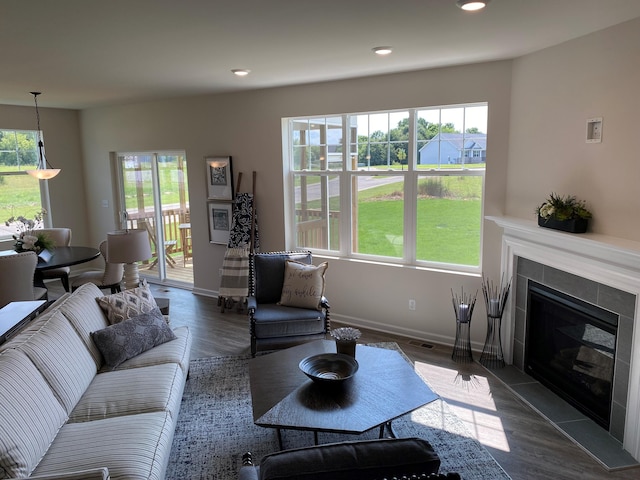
96, 281, 157, 324
278, 260, 328, 310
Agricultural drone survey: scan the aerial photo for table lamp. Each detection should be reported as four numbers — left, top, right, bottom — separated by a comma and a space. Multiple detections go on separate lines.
107, 229, 152, 290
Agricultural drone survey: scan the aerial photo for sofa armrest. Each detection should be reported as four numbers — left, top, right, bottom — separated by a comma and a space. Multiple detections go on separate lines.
28, 467, 110, 480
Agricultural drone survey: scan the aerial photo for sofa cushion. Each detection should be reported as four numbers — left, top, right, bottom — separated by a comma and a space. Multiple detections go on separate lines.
278, 260, 328, 310
91, 308, 177, 369
96, 282, 158, 324
0, 349, 68, 479
30, 412, 175, 480
27, 467, 109, 480
257, 437, 440, 480
58, 283, 111, 369
15, 311, 96, 414
69, 363, 185, 423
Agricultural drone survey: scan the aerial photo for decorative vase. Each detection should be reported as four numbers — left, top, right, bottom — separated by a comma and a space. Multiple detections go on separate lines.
335, 339, 357, 357
537, 215, 588, 234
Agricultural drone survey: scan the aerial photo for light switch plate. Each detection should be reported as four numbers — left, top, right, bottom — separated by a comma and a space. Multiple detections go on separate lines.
586, 117, 603, 143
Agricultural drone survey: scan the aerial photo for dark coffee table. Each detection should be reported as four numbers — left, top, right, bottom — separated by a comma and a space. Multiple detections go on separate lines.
248, 340, 438, 448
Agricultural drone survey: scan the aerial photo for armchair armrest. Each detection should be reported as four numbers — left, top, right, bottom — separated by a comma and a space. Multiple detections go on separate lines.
247, 296, 257, 313
239, 452, 260, 480
320, 296, 330, 309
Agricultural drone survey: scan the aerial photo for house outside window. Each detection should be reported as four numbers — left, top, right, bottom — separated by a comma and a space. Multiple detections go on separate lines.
0, 129, 50, 241
284, 103, 487, 271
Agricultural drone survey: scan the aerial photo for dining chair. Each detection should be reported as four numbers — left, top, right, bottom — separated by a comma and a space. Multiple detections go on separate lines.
38, 228, 72, 291
0, 251, 48, 308
70, 240, 124, 294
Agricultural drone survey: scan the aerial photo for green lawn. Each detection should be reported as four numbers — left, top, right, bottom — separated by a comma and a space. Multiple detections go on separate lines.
0, 174, 43, 223
298, 175, 482, 266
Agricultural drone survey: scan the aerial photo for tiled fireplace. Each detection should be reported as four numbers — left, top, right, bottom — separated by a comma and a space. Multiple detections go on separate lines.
488, 216, 640, 463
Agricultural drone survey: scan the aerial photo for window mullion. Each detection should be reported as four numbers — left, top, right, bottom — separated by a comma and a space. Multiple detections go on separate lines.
404, 110, 417, 264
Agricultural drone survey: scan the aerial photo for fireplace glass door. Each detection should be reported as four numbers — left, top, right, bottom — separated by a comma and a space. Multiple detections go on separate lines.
525, 281, 618, 429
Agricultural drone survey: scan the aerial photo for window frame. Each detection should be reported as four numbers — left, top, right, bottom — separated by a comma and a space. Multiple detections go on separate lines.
0, 128, 52, 241
283, 103, 487, 274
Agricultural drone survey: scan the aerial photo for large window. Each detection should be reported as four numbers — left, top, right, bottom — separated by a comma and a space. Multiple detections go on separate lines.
0, 129, 49, 241
285, 104, 487, 270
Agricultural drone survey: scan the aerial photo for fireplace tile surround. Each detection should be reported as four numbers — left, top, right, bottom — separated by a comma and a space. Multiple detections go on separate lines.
487, 216, 640, 468
514, 257, 634, 442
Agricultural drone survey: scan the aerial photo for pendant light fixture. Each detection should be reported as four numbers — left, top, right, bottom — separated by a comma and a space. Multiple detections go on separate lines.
26, 91, 61, 180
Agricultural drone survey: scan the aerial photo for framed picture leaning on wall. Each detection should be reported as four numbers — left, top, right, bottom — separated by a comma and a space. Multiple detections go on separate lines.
205, 156, 233, 200
208, 202, 232, 245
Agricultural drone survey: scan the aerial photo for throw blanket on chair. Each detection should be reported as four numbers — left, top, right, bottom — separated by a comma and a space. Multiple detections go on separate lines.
219, 193, 259, 298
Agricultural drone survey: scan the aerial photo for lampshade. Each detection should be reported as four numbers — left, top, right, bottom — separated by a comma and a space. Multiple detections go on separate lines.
26, 92, 61, 180
107, 229, 152, 290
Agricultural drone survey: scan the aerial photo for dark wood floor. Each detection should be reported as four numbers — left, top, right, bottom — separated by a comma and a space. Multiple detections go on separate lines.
47, 281, 639, 480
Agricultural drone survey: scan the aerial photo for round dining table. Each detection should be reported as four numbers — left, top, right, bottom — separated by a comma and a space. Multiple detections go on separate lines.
34, 246, 101, 288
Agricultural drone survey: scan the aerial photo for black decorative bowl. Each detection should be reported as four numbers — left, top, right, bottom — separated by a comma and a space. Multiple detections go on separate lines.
299, 353, 359, 383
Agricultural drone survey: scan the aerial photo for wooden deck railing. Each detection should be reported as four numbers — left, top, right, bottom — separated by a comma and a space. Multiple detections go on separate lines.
295, 209, 339, 250
127, 208, 190, 267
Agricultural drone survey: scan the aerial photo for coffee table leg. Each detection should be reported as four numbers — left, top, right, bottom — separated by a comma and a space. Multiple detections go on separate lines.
382, 421, 397, 438
314, 431, 319, 445
276, 428, 283, 450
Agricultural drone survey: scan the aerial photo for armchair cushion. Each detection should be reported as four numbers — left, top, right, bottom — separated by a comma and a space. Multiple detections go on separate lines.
253, 252, 312, 304
252, 304, 326, 338
278, 260, 328, 310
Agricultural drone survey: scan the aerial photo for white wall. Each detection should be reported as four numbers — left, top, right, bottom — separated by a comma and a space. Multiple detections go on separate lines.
79, 60, 513, 348
507, 16, 640, 241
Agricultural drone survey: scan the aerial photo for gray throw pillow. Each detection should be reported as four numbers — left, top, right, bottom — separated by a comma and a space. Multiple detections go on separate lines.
91, 307, 177, 369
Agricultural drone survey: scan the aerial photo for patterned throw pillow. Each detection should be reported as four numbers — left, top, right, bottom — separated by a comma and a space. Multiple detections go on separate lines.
96, 282, 157, 324
278, 260, 328, 310
91, 308, 177, 369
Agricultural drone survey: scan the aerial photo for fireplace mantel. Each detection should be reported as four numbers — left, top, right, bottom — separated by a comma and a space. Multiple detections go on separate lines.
487, 215, 640, 462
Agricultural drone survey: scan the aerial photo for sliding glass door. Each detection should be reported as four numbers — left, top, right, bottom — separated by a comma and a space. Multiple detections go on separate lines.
115, 152, 192, 286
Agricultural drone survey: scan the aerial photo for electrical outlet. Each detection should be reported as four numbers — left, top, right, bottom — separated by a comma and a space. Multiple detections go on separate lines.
409, 299, 416, 311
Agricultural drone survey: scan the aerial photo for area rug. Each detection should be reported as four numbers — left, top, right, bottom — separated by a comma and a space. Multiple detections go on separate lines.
166, 348, 511, 480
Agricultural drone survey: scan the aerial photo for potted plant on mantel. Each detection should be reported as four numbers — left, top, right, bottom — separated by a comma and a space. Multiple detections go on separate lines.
536, 193, 592, 233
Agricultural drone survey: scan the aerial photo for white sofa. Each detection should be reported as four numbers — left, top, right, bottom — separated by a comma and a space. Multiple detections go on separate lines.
0, 283, 192, 479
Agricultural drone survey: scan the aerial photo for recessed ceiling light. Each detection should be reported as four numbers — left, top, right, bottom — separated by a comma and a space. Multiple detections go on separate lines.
372, 46, 393, 56
231, 69, 250, 77
456, 0, 490, 11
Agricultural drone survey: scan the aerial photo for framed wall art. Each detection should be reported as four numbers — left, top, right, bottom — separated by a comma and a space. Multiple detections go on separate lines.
205, 156, 234, 200
208, 202, 232, 245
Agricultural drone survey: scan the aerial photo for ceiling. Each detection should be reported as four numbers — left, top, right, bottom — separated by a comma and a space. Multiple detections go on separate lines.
3, 0, 640, 110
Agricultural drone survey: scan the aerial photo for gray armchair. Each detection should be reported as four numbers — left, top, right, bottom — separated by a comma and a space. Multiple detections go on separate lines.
247, 251, 329, 357
239, 437, 458, 480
